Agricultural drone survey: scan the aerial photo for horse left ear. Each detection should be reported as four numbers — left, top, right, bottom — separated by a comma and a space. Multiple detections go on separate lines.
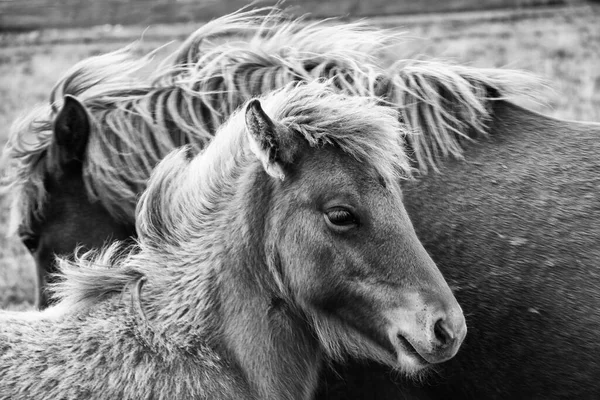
54, 95, 90, 163
245, 99, 287, 181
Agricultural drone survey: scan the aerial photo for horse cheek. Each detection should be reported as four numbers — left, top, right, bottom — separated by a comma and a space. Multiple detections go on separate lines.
279, 214, 334, 306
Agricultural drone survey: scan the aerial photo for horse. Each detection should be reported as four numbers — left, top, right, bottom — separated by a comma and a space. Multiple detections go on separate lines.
3, 8, 600, 399
0, 82, 467, 400
1, 7, 531, 309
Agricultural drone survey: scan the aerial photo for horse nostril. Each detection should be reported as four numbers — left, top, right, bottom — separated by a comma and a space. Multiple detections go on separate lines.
434, 318, 455, 348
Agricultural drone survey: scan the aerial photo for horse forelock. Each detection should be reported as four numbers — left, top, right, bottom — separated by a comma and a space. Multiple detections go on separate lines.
263, 81, 412, 182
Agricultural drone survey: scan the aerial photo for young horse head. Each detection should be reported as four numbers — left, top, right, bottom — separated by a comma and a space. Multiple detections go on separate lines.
0, 83, 465, 399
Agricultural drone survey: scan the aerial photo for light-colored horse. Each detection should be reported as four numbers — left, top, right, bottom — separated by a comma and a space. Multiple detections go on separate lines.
0, 82, 466, 400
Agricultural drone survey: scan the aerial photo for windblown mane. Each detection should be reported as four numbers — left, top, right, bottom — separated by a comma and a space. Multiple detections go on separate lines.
160, 7, 537, 168
1, 6, 537, 236
0, 45, 162, 234
1, 46, 221, 234
49, 243, 142, 311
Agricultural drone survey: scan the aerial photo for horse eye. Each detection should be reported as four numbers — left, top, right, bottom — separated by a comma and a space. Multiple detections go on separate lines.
20, 234, 39, 253
325, 208, 358, 228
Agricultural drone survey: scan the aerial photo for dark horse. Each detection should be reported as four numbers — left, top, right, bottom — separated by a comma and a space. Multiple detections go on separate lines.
3, 8, 600, 399
0, 82, 466, 399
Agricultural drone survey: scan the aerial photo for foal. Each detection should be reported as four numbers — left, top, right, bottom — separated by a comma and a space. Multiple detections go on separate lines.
0, 83, 465, 399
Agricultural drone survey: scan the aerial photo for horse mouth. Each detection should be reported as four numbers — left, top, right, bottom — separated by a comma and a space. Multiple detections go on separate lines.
396, 334, 430, 369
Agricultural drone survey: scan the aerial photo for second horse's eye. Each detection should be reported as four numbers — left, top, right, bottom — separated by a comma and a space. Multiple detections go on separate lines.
325, 208, 358, 228
20, 234, 39, 253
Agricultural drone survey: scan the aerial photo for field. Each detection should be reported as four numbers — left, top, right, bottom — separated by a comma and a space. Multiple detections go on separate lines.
1, 4, 600, 310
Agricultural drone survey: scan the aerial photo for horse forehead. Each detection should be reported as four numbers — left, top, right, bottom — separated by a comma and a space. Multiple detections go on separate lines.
299, 148, 382, 186
288, 149, 395, 208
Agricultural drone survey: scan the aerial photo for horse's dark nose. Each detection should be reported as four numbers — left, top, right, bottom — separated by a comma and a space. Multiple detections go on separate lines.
431, 315, 466, 361
434, 318, 456, 348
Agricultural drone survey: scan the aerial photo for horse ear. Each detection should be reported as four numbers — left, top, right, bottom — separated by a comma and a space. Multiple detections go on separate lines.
54, 95, 90, 163
245, 99, 287, 181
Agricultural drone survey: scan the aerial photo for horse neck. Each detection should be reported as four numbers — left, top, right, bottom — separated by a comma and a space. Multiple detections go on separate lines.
217, 171, 322, 399
138, 125, 322, 399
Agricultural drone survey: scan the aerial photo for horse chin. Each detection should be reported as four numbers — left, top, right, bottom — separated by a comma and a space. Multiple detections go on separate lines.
393, 334, 431, 375
311, 310, 432, 375
347, 328, 430, 376
311, 312, 398, 367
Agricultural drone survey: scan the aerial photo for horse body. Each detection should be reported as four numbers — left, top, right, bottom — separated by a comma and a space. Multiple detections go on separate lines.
405, 101, 600, 398
0, 298, 247, 400
0, 83, 465, 399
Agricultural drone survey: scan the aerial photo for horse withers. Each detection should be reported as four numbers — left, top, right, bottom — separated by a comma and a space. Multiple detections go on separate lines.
0, 83, 466, 399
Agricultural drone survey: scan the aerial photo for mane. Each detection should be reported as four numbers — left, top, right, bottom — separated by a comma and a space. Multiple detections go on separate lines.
49, 243, 143, 311
382, 60, 538, 170
162, 7, 537, 171
155, 6, 398, 137
0, 45, 160, 234
0, 6, 538, 236
1, 45, 220, 235
158, 6, 397, 83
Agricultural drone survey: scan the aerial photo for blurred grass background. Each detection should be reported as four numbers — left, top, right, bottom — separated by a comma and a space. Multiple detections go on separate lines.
1, 2, 600, 309
0, 0, 580, 31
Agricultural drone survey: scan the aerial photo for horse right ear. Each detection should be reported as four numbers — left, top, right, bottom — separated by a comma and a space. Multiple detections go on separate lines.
245, 99, 288, 181
54, 95, 90, 163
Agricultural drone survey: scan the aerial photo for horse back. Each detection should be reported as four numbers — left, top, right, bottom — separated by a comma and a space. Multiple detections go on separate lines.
401, 100, 600, 398
0, 302, 246, 400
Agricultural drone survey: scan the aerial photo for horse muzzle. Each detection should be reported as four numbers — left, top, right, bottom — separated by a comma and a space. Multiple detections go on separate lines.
385, 294, 467, 370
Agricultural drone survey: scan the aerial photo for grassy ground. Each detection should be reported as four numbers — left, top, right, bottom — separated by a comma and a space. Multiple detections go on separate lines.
1, 5, 599, 310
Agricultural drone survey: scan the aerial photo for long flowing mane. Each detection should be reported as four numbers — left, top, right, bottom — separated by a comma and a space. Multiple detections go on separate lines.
1, 6, 537, 235
160, 7, 537, 167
